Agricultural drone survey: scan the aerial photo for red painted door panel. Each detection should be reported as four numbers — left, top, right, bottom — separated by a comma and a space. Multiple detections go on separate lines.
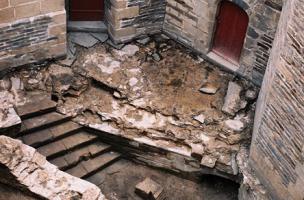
212, 1, 249, 63
70, 0, 104, 21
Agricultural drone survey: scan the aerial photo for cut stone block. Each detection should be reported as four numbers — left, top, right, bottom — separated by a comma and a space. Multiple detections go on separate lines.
135, 177, 164, 200
222, 81, 244, 116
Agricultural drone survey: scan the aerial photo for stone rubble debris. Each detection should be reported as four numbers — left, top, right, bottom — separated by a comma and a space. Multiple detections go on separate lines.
224, 119, 245, 132
136, 37, 151, 45
193, 114, 205, 124
199, 82, 219, 94
135, 177, 165, 200
107, 40, 125, 50
0, 107, 21, 130
0, 36, 259, 177
222, 81, 246, 116
201, 155, 217, 168
190, 143, 205, 161
0, 136, 107, 200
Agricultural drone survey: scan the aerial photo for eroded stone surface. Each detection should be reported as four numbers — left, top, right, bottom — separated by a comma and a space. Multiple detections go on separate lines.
0, 135, 107, 200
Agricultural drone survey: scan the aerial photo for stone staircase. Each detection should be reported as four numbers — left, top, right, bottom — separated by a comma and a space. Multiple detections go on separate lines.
15, 93, 121, 181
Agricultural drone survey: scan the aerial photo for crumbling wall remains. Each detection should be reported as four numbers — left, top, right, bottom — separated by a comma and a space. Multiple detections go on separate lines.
250, 0, 304, 199
0, 135, 106, 200
0, 0, 66, 75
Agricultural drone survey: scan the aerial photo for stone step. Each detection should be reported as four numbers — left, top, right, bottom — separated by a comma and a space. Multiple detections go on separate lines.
37, 131, 97, 159
19, 121, 82, 148
19, 112, 71, 135
16, 95, 57, 120
49, 142, 111, 170
66, 151, 121, 179
67, 21, 107, 33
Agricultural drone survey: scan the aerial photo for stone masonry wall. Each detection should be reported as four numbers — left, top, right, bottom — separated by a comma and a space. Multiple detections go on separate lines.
0, 0, 66, 75
106, 0, 166, 43
250, 0, 304, 199
163, 0, 282, 85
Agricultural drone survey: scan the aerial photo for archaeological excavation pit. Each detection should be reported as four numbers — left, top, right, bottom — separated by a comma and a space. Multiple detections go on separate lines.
0, 35, 259, 200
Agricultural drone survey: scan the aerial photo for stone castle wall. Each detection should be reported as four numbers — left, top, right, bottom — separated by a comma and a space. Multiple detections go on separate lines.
109, 0, 282, 85
250, 0, 304, 199
163, 0, 282, 85
0, 0, 66, 75
106, 0, 167, 42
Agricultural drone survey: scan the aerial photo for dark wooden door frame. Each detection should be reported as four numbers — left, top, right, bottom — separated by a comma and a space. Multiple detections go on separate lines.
210, 0, 249, 64
69, 0, 105, 21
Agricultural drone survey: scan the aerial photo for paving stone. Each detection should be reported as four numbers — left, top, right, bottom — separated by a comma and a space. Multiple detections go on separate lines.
90, 33, 109, 43
135, 177, 164, 200
70, 32, 99, 48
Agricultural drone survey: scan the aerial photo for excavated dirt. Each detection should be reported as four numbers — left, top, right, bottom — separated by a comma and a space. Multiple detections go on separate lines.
88, 159, 239, 200
2, 35, 258, 177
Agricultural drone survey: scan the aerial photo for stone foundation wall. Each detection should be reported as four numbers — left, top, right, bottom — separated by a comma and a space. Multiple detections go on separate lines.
0, 0, 66, 75
163, 0, 282, 85
106, 0, 166, 43
250, 0, 304, 199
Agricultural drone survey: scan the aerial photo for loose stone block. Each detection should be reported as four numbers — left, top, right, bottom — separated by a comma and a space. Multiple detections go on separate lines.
222, 82, 244, 116
135, 177, 165, 200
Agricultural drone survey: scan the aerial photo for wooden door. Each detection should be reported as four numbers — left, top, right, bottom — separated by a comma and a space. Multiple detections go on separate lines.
70, 0, 104, 21
212, 1, 249, 63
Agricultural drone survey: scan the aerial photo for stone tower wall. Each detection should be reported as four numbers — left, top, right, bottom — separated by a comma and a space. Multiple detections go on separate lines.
250, 0, 304, 199
108, 0, 282, 85
163, 0, 282, 85
0, 0, 66, 75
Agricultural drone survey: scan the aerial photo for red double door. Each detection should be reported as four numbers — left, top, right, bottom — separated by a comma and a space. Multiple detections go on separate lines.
70, 0, 104, 21
212, 1, 249, 63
